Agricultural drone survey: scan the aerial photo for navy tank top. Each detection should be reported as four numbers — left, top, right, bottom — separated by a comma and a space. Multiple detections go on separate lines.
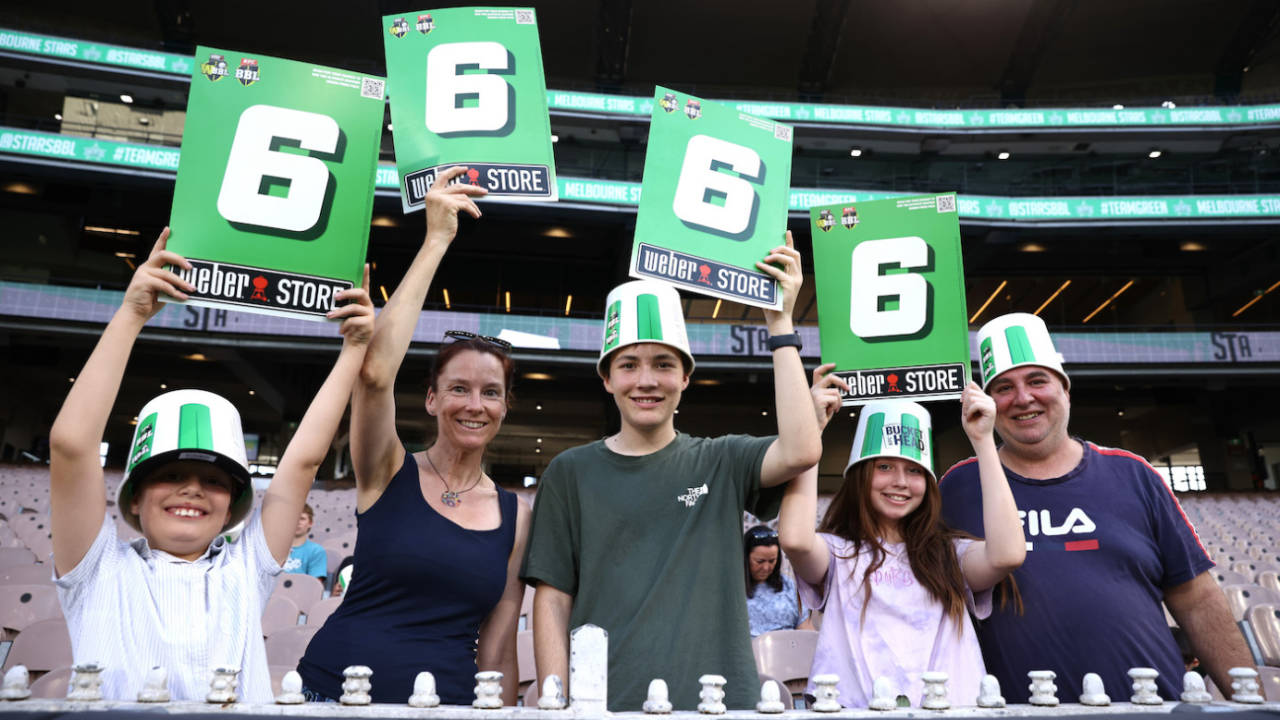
298, 449, 517, 704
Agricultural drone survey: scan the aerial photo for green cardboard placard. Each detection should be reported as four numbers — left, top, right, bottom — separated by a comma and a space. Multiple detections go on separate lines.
167, 46, 384, 320
383, 7, 556, 212
811, 193, 971, 404
630, 87, 793, 311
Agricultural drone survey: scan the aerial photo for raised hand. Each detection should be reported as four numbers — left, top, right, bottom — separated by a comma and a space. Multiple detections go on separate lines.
756, 230, 803, 332
810, 362, 850, 431
329, 264, 375, 347
121, 227, 194, 321
960, 380, 996, 443
424, 166, 488, 248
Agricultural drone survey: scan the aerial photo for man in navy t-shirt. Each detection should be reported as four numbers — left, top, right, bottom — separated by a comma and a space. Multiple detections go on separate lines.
940, 313, 1255, 702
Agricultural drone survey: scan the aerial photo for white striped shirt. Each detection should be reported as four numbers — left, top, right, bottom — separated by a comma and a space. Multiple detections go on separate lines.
56, 508, 281, 702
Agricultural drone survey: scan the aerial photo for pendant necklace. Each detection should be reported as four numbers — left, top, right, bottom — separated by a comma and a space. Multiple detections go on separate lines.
425, 449, 482, 507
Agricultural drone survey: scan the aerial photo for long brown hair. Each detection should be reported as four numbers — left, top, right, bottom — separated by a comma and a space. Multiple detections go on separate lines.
819, 459, 970, 628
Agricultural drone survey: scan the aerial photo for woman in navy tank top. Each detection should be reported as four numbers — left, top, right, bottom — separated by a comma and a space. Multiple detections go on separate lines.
298, 168, 531, 704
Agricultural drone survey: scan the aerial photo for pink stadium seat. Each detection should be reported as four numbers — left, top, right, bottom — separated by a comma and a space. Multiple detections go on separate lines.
519, 585, 534, 631
261, 594, 301, 637
1222, 584, 1280, 622
0, 564, 53, 586
264, 625, 320, 668
305, 595, 342, 628
324, 546, 345, 575
270, 665, 294, 695
28, 665, 72, 698
752, 629, 818, 706
0, 547, 37, 570
1246, 603, 1280, 667
521, 679, 540, 707
321, 533, 357, 557
2, 618, 72, 673
517, 629, 535, 697
0, 584, 63, 638
273, 573, 323, 614
1259, 570, 1280, 596
1213, 568, 1250, 586
1259, 666, 1280, 697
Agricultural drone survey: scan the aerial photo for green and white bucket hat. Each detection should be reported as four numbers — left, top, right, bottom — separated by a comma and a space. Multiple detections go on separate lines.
598, 280, 695, 377
976, 312, 1070, 391
120, 389, 253, 532
845, 400, 935, 482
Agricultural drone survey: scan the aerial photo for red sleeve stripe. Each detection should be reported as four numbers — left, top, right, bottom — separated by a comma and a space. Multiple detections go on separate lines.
939, 456, 979, 484
1091, 442, 1211, 560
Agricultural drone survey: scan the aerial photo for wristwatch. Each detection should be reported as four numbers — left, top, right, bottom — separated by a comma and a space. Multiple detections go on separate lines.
766, 333, 803, 352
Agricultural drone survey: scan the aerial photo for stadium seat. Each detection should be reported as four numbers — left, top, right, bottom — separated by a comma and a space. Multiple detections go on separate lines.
324, 546, 346, 576
1232, 561, 1263, 578
0, 584, 63, 639
0, 547, 37, 570
261, 594, 301, 637
305, 595, 342, 628
1222, 584, 1280, 622
1258, 666, 1280, 697
264, 625, 320, 668
1259, 570, 1280, 596
1213, 568, 1250, 586
321, 533, 357, 558
1246, 603, 1280, 667
752, 629, 818, 706
519, 585, 534, 631
270, 665, 294, 696
516, 629, 535, 697
2, 618, 72, 673
27, 665, 71, 698
521, 679, 540, 707
0, 564, 52, 586
273, 573, 323, 614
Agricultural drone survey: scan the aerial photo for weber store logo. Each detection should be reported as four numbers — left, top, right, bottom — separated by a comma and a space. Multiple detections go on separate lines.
835, 363, 967, 403
634, 243, 776, 305
404, 163, 553, 204
177, 260, 352, 317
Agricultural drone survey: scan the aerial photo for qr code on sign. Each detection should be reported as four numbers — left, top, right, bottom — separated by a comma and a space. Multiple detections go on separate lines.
936, 195, 957, 213
361, 77, 385, 100
774, 124, 792, 142
515, 9, 535, 24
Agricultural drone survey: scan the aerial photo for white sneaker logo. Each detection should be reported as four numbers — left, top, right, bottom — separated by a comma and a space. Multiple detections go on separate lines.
677, 483, 709, 508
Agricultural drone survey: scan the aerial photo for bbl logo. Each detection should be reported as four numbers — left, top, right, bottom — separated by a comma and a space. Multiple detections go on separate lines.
816, 209, 835, 232
200, 53, 228, 82
659, 93, 678, 113
236, 58, 260, 87
684, 99, 702, 120
842, 206, 858, 228
416, 14, 434, 34
389, 17, 409, 38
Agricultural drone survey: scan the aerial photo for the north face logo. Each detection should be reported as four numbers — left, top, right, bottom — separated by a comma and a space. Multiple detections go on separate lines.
677, 484, 708, 508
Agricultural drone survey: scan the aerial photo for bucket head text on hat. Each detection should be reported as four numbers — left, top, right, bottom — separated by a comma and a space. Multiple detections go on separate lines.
120, 389, 253, 532
976, 312, 1070, 391
845, 400, 935, 482
598, 279, 695, 377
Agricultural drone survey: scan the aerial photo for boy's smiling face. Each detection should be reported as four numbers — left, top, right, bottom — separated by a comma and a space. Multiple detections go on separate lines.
132, 460, 235, 560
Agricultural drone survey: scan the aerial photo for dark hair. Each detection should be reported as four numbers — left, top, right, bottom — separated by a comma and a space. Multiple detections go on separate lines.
302, 503, 314, 519
743, 525, 783, 597
820, 460, 972, 629
428, 338, 516, 408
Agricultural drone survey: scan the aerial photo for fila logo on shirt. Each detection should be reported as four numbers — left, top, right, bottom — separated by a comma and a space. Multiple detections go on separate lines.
1019, 507, 1100, 552
677, 483, 708, 508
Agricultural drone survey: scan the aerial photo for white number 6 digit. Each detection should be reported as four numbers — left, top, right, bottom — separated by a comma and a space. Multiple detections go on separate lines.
671, 134, 760, 237
216, 104, 338, 233
850, 236, 930, 339
426, 41, 510, 134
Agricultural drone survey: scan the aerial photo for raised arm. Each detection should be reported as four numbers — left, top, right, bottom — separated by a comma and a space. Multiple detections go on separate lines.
533, 582, 573, 699
957, 381, 1026, 591
50, 228, 194, 575
351, 167, 486, 510
261, 268, 374, 564
758, 232, 823, 487
778, 364, 846, 585
476, 499, 532, 705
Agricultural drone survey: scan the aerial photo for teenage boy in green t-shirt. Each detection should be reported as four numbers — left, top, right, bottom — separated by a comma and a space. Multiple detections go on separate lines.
522, 234, 821, 712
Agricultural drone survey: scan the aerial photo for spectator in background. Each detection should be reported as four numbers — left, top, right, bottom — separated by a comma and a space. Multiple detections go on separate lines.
744, 525, 804, 636
283, 504, 327, 580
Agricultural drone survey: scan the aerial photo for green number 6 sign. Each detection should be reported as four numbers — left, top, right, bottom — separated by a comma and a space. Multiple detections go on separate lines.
811, 194, 970, 404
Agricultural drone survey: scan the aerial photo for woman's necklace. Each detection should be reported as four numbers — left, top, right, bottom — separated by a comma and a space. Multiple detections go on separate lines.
424, 449, 483, 507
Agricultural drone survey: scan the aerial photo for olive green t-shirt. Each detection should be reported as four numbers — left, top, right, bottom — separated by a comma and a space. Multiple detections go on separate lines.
521, 433, 781, 712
